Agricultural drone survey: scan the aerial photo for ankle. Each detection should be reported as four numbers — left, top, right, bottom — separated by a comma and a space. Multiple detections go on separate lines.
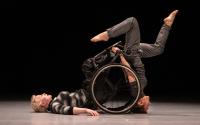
91, 31, 109, 42
164, 19, 173, 27
101, 31, 109, 41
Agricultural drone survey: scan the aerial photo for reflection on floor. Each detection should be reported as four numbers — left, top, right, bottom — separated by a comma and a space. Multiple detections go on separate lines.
0, 100, 200, 125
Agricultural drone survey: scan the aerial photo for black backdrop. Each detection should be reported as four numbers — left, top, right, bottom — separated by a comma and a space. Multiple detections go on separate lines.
1, 0, 199, 101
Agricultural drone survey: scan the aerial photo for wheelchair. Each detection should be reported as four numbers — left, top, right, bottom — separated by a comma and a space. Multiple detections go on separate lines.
82, 41, 141, 114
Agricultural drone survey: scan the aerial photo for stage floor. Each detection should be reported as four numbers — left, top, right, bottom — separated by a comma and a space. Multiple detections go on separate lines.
0, 100, 200, 125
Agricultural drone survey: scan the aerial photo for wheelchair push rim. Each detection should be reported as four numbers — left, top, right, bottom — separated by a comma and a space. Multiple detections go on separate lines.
91, 64, 141, 114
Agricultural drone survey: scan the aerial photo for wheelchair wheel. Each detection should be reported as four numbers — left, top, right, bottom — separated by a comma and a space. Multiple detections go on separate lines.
91, 63, 141, 114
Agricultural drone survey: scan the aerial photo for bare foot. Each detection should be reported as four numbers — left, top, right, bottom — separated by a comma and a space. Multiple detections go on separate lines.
90, 31, 109, 42
164, 10, 179, 27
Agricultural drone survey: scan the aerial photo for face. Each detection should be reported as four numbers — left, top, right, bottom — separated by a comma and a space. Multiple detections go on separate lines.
34, 93, 52, 108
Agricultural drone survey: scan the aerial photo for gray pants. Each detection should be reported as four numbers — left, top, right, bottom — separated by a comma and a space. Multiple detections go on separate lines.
140, 24, 171, 58
107, 17, 171, 95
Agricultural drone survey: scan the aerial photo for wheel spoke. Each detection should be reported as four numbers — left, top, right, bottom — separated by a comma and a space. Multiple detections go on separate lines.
105, 78, 115, 91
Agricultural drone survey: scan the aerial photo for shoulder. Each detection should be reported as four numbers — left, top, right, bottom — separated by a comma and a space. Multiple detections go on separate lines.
58, 91, 70, 96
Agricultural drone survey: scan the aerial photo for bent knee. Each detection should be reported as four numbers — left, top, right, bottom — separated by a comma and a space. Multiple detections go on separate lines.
126, 17, 138, 25
155, 46, 165, 55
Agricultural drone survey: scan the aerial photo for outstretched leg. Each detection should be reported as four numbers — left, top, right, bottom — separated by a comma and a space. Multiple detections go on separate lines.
140, 10, 179, 58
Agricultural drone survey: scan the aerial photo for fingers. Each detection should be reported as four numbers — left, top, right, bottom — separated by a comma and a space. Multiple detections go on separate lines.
92, 111, 99, 116
86, 109, 100, 116
90, 111, 99, 116
111, 47, 120, 53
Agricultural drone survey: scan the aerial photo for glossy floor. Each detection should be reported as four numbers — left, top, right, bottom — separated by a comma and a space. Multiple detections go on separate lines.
0, 101, 200, 125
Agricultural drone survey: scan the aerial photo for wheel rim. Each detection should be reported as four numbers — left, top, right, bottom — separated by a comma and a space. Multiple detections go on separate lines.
91, 64, 141, 114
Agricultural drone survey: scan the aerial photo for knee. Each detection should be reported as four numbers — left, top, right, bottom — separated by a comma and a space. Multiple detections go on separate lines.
155, 44, 165, 55
127, 17, 138, 26
159, 47, 164, 55
127, 17, 137, 22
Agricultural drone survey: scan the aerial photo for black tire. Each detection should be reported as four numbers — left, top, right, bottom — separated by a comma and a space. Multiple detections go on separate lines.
91, 64, 141, 114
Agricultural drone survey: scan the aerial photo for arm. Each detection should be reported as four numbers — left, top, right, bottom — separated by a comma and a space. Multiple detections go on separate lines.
51, 100, 99, 116
111, 47, 136, 83
119, 54, 136, 83
50, 98, 74, 115
51, 91, 99, 116
73, 107, 99, 116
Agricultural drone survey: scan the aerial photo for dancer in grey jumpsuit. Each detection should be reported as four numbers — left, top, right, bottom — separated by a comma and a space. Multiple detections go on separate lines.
90, 10, 179, 113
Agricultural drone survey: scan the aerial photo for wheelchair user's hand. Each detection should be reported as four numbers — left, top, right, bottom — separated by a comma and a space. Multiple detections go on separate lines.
111, 47, 121, 54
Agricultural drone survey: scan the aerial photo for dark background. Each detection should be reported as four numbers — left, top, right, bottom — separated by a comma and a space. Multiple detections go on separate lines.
0, 0, 16, 8
1, 0, 199, 101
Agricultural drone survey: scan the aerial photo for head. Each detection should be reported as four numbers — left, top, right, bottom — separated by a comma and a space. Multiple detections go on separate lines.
31, 93, 52, 112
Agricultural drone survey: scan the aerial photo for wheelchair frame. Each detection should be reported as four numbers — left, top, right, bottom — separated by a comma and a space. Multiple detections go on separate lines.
89, 41, 141, 114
